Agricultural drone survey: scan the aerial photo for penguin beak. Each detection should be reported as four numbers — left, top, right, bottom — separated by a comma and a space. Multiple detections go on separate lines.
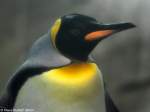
85, 22, 136, 42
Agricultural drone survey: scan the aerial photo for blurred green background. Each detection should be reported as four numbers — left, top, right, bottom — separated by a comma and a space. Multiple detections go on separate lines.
0, 0, 150, 112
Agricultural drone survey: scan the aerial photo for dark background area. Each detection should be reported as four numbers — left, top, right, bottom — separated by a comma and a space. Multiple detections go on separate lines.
0, 0, 150, 112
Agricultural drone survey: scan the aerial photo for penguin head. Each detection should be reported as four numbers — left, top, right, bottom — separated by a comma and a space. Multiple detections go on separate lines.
50, 14, 135, 61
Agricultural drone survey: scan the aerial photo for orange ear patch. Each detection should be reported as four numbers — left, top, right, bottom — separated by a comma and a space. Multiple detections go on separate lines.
85, 30, 113, 41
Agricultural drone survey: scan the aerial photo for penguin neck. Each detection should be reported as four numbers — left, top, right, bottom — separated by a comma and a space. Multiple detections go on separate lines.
41, 62, 98, 86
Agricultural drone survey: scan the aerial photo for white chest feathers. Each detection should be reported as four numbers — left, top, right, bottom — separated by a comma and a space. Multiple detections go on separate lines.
14, 63, 106, 112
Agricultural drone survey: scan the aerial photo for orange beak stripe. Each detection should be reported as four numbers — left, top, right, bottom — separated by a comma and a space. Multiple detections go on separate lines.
85, 30, 113, 42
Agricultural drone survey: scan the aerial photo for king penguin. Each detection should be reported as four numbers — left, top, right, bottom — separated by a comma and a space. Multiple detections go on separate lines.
0, 14, 135, 112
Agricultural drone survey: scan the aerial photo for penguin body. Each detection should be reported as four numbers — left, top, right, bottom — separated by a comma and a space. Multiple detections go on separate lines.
14, 63, 106, 112
0, 14, 135, 112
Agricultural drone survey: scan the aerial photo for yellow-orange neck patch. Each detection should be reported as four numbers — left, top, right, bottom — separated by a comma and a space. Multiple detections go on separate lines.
41, 63, 98, 86
50, 18, 61, 47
